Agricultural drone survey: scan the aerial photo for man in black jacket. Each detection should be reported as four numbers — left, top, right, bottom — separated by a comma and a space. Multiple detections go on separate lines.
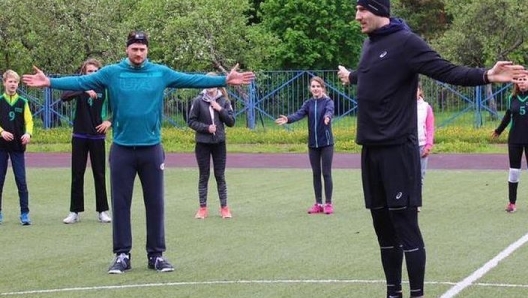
337, 0, 527, 297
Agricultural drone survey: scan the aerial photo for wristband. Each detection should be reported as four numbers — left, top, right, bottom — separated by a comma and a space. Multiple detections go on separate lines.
483, 70, 490, 84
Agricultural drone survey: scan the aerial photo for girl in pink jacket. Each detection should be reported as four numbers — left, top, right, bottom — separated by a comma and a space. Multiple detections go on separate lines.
417, 83, 435, 186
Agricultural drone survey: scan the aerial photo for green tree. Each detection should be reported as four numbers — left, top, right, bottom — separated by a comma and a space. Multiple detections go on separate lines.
432, 0, 528, 121
248, 0, 264, 24
123, 0, 277, 72
393, 0, 450, 40
0, 0, 129, 74
434, 0, 528, 66
0, 0, 276, 74
259, 0, 363, 70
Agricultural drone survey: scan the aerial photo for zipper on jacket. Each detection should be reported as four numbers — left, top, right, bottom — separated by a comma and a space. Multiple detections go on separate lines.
314, 100, 318, 147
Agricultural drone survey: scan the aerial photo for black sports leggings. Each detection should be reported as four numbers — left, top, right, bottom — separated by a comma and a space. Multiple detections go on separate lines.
308, 145, 333, 204
371, 207, 425, 297
508, 144, 528, 168
195, 142, 227, 207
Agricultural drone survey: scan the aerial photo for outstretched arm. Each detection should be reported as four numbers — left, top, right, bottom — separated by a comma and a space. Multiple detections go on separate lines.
275, 115, 288, 125
225, 63, 255, 86
487, 61, 528, 83
22, 66, 50, 88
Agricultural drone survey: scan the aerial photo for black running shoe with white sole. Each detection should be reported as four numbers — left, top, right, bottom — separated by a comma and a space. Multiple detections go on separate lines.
108, 253, 131, 274
148, 256, 174, 272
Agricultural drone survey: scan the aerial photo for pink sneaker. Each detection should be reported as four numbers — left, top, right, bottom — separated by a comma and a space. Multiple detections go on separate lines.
307, 204, 323, 214
220, 206, 232, 219
323, 203, 333, 214
195, 207, 208, 219
505, 203, 517, 213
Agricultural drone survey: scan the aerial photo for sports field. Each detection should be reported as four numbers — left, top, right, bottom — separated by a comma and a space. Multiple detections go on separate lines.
1, 153, 527, 297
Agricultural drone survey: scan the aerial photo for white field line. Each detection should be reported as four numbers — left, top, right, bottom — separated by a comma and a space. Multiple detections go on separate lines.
0, 280, 384, 296
2, 279, 528, 296
440, 232, 528, 298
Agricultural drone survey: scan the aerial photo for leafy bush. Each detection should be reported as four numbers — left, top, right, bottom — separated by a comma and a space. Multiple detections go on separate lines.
29, 125, 508, 154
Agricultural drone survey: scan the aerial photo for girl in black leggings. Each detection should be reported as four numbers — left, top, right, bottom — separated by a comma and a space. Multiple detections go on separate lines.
188, 73, 236, 219
275, 76, 335, 214
493, 75, 528, 213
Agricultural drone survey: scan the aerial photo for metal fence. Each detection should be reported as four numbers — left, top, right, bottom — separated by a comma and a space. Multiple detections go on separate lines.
17, 70, 512, 130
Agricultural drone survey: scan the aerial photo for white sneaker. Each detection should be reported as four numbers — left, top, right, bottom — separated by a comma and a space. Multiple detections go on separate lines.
98, 211, 112, 223
63, 212, 79, 224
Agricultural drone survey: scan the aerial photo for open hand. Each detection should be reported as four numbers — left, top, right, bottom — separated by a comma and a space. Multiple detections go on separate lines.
487, 61, 528, 83
226, 63, 255, 86
275, 115, 288, 125
22, 66, 51, 88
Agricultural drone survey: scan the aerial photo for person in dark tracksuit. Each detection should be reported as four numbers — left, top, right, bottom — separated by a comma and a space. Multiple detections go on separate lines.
188, 74, 235, 219
337, 1, 526, 297
60, 58, 112, 224
492, 75, 528, 213
0, 70, 33, 225
22, 30, 255, 274
275, 76, 335, 215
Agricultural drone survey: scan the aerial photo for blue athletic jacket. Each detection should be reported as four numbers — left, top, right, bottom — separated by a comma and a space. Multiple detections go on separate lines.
286, 96, 334, 148
50, 58, 227, 146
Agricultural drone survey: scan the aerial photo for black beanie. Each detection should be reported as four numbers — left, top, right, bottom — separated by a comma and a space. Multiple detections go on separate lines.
357, 0, 390, 18
126, 31, 149, 47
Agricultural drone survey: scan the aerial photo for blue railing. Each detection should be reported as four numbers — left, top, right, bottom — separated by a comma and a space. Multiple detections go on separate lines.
18, 70, 512, 129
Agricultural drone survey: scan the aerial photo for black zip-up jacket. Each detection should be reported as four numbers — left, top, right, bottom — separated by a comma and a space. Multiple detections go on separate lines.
286, 96, 334, 148
349, 18, 488, 146
188, 90, 235, 144
61, 89, 109, 138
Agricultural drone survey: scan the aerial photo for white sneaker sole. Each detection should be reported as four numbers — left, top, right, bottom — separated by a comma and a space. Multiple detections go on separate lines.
63, 217, 79, 224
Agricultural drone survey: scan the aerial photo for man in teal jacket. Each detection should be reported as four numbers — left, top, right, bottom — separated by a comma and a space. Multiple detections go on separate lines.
23, 30, 255, 274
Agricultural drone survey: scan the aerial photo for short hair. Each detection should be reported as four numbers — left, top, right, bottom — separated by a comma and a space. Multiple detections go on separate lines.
3, 69, 20, 82
127, 30, 149, 47
80, 58, 102, 74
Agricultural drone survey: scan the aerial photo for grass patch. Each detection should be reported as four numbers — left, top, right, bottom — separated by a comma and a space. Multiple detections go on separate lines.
29, 123, 509, 154
0, 168, 526, 297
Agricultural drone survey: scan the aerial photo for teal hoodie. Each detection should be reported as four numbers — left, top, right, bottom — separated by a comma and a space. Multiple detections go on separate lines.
50, 58, 227, 146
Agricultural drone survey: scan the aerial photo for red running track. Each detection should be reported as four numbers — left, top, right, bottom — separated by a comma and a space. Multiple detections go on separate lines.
25, 152, 507, 170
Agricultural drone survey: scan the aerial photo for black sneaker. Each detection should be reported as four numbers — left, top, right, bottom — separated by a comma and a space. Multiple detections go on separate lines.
148, 256, 174, 272
108, 253, 131, 274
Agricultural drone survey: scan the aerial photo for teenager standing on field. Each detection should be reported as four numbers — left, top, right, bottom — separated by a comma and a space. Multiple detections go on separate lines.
492, 75, 528, 213
337, 0, 527, 297
416, 82, 434, 213
0, 70, 33, 225
22, 30, 255, 274
275, 76, 335, 215
416, 82, 434, 187
188, 73, 235, 219
61, 58, 112, 224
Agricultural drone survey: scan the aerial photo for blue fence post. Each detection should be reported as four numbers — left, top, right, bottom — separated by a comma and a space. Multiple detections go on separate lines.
474, 85, 482, 128
248, 80, 256, 129
20, 71, 510, 130
44, 87, 53, 129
